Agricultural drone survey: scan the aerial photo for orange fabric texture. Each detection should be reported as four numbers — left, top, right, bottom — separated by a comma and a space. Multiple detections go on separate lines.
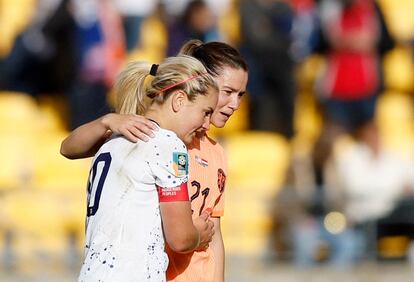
167, 134, 227, 282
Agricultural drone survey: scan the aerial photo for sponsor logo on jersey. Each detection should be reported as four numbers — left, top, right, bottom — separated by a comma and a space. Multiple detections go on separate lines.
173, 152, 188, 176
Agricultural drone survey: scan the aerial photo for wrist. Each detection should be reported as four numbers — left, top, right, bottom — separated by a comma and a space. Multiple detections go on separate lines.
194, 229, 200, 250
100, 113, 114, 131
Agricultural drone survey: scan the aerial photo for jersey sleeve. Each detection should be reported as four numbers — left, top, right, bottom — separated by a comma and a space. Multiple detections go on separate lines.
147, 135, 190, 202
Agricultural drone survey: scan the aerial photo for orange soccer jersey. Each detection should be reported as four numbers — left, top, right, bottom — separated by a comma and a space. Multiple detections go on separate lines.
166, 134, 227, 282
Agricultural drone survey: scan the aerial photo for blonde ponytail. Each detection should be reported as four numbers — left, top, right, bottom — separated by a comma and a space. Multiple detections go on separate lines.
115, 61, 152, 115
114, 56, 218, 115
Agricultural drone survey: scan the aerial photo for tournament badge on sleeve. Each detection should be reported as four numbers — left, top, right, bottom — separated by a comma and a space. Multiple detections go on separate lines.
173, 152, 189, 176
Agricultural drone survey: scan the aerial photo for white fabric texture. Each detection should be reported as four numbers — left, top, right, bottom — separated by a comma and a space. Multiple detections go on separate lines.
79, 128, 188, 282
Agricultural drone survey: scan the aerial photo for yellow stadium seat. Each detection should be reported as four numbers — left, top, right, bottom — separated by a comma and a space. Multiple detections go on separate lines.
126, 14, 167, 64
1, 189, 70, 271
37, 95, 69, 133
208, 96, 250, 138
61, 192, 87, 253
375, 91, 414, 156
378, 0, 414, 42
223, 131, 290, 190
0, 92, 38, 190
296, 54, 325, 92
0, 0, 36, 57
293, 91, 323, 154
218, 0, 241, 44
31, 132, 91, 194
0, 134, 34, 191
223, 208, 262, 255
221, 132, 290, 256
26, 130, 90, 253
0, 91, 39, 134
383, 46, 414, 93
378, 236, 410, 259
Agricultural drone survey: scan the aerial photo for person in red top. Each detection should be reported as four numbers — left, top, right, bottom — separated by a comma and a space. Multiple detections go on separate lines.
61, 40, 248, 282
317, 0, 383, 131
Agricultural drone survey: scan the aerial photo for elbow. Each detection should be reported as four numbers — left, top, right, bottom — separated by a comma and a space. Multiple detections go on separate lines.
166, 235, 197, 253
60, 141, 74, 159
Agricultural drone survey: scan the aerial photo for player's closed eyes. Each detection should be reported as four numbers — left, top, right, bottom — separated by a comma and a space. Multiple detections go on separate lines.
222, 89, 244, 99
204, 110, 213, 117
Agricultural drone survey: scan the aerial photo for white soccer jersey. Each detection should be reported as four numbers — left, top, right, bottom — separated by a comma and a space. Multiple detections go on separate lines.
78, 127, 189, 282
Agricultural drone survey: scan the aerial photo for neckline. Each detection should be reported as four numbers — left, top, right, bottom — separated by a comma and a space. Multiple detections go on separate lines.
148, 118, 160, 127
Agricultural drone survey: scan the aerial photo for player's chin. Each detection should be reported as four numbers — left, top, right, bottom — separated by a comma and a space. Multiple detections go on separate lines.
183, 132, 197, 144
211, 117, 228, 128
211, 112, 232, 128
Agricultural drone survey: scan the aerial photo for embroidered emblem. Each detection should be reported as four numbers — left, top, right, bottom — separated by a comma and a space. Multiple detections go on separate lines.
217, 168, 226, 193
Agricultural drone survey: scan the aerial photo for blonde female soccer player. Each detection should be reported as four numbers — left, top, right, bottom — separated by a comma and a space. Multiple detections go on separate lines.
77, 55, 217, 282
62, 40, 248, 282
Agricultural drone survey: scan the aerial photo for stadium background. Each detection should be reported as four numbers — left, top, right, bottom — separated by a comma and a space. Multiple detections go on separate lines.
0, 0, 414, 281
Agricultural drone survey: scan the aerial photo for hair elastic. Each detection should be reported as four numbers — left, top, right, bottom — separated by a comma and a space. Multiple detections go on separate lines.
149, 64, 159, 76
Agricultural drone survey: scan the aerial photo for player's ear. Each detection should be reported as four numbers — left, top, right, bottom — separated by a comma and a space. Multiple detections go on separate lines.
171, 90, 188, 112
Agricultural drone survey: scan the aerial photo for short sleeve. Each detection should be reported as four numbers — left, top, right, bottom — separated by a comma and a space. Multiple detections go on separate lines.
147, 134, 189, 189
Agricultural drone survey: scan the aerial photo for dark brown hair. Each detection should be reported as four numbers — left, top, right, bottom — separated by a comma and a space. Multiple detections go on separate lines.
179, 39, 248, 77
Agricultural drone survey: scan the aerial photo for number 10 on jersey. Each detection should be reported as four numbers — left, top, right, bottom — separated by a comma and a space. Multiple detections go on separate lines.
87, 152, 112, 216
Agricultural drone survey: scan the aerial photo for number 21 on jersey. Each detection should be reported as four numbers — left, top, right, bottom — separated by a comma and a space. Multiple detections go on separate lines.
190, 180, 210, 216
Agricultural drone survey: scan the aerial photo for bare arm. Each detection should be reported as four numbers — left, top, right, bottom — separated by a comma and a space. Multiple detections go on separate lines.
160, 202, 214, 253
194, 212, 215, 250
60, 113, 157, 159
210, 217, 224, 282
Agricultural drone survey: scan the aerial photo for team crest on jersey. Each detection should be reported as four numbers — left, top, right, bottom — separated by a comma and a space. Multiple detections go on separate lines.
173, 152, 188, 176
217, 168, 226, 193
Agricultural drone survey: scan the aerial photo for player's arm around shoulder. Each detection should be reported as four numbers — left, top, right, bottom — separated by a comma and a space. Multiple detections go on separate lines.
60, 113, 157, 159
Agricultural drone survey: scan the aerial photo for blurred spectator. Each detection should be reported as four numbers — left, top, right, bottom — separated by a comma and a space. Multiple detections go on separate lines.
239, 0, 296, 139
334, 121, 414, 259
0, 0, 126, 129
0, 0, 75, 96
275, 125, 357, 268
161, 0, 230, 19
315, 0, 394, 133
165, 0, 220, 56
113, 0, 158, 51
161, 0, 192, 17
290, 0, 320, 62
276, 120, 414, 267
68, 0, 125, 129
